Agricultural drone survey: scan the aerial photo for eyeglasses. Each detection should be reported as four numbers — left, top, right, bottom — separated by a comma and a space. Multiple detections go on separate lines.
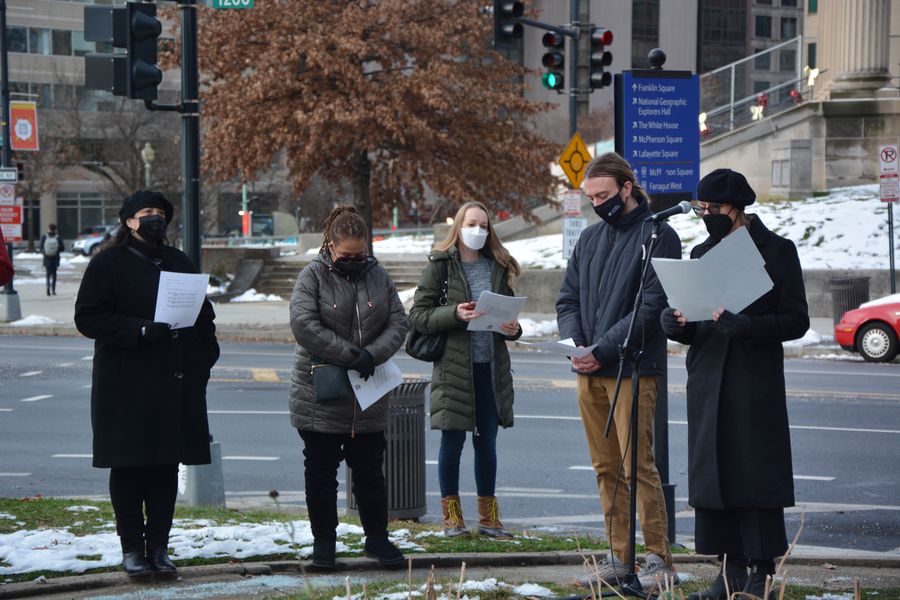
691, 202, 723, 216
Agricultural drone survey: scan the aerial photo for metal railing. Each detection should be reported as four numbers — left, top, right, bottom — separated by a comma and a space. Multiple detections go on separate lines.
700, 36, 806, 139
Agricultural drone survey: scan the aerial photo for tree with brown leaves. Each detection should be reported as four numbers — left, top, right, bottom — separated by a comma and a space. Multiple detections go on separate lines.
194, 0, 560, 236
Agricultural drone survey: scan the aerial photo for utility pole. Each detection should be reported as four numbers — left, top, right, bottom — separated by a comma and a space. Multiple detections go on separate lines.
179, 0, 201, 270
0, 0, 22, 321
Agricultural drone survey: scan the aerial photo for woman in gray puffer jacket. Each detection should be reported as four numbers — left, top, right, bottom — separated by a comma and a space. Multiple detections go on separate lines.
289, 205, 409, 571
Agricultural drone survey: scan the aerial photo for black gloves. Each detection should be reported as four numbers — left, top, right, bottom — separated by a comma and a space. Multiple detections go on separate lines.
713, 310, 751, 339
660, 308, 684, 337
347, 347, 375, 380
141, 321, 171, 343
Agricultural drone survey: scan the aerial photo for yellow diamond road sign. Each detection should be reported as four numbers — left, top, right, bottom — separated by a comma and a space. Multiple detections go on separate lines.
559, 132, 592, 189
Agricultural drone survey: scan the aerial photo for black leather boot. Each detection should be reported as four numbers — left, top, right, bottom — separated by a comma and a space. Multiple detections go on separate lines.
688, 556, 748, 600
364, 535, 405, 568
147, 547, 178, 578
310, 538, 337, 570
743, 561, 776, 600
122, 550, 153, 578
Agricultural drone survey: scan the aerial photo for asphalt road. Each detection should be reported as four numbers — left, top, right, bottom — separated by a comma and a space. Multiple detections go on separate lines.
1, 335, 898, 554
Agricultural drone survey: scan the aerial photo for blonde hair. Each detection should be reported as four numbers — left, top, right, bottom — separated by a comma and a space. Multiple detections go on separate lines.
434, 201, 521, 287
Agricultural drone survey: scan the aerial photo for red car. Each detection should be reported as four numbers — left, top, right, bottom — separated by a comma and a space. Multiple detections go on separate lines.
834, 294, 900, 362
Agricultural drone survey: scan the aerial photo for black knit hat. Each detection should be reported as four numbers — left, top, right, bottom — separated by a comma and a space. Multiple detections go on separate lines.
119, 190, 174, 223
696, 169, 756, 208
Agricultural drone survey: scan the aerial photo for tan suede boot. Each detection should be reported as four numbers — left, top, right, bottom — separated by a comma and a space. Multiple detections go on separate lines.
441, 495, 470, 537
476, 496, 513, 538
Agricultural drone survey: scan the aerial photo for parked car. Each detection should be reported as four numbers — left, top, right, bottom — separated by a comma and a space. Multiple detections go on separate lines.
834, 294, 900, 362
72, 225, 117, 256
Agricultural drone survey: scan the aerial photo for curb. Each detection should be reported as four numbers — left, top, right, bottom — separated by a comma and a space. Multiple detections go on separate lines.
2, 552, 899, 600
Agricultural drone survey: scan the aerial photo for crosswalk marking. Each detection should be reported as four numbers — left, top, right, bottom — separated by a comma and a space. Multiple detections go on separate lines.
20, 371, 42, 377
21, 395, 53, 403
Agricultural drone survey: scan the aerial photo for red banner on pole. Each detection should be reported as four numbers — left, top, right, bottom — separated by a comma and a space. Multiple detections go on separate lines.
10, 101, 39, 152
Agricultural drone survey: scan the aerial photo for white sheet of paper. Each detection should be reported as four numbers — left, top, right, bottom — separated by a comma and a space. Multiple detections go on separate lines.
523, 337, 598, 358
467, 291, 527, 332
651, 226, 774, 322
347, 359, 404, 412
153, 271, 210, 329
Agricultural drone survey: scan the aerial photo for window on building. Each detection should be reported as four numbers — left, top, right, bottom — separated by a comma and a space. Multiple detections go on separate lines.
807, 42, 817, 68
52, 30, 73, 56
56, 193, 113, 241
780, 49, 797, 72
755, 15, 772, 39
808, 0, 818, 13
29, 28, 51, 55
754, 50, 771, 71
72, 31, 93, 57
754, 80, 770, 94
7, 26, 27, 53
756, 0, 772, 4
632, 0, 660, 68
782, 0, 798, 7
781, 17, 798, 39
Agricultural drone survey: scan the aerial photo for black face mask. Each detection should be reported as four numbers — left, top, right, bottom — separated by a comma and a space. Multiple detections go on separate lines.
333, 256, 369, 279
592, 190, 625, 224
703, 213, 734, 241
136, 215, 167, 245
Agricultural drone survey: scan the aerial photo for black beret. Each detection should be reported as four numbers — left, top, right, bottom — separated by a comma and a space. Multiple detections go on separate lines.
696, 168, 756, 208
119, 190, 174, 223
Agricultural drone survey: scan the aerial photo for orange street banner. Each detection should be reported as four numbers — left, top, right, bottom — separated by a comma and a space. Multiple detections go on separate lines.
10, 101, 39, 152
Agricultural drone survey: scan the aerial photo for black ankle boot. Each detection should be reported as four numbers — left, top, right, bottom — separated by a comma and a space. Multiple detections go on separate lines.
743, 562, 776, 600
147, 547, 177, 578
364, 535, 405, 568
688, 559, 747, 600
310, 538, 336, 570
122, 550, 153, 578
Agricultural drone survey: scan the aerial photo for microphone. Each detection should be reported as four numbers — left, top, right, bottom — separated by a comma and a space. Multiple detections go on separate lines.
645, 200, 692, 223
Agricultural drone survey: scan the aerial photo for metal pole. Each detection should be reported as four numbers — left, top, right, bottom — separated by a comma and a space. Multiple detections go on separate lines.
569, 0, 578, 138
180, 0, 201, 270
729, 64, 735, 131
1, 0, 17, 298
890, 202, 896, 294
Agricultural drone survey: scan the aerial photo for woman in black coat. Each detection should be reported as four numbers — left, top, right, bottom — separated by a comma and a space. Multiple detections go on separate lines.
75, 190, 219, 580
661, 170, 809, 600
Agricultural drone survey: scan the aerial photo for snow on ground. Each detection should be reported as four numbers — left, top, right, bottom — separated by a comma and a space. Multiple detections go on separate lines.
229, 288, 283, 303
519, 318, 559, 338
0, 517, 422, 575
9, 315, 60, 326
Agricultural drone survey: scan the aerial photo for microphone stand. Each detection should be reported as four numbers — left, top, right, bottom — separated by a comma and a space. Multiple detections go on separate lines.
598, 218, 665, 599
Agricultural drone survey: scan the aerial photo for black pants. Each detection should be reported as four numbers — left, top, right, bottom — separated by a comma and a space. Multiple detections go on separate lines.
45, 263, 57, 293
109, 464, 179, 553
298, 430, 388, 541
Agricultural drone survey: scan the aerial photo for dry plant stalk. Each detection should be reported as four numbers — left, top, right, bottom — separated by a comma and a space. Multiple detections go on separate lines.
408, 557, 413, 600
457, 561, 467, 600
854, 578, 861, 600
425, 565, 437, 600
345, 575, 352, 600
777, 569, 787, 600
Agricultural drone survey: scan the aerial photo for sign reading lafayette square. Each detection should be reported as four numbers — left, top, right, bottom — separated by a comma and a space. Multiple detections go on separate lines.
615, 71, 700, 210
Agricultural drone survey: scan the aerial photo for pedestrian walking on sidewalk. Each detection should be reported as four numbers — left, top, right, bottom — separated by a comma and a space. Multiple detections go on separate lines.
40, 223, 63, 295
74, 190, 219, 581
0, 228, 12, 286
556, 152, 681, 589
409, 201, 522, 539
289, 205, 409, 571
660, 169, 809, 600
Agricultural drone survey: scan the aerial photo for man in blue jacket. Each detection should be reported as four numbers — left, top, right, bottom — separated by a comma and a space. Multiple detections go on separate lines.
556, 152, 681, 589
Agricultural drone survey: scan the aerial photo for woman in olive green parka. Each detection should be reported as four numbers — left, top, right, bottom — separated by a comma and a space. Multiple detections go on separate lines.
409, 201, 522, 540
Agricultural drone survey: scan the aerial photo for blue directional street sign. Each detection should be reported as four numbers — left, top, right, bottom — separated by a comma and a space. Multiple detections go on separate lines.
615, 70, 700, 210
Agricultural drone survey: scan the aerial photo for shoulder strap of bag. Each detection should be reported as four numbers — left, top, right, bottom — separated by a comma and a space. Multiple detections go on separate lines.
126, 245, 163, 271
438, 260, 449, 306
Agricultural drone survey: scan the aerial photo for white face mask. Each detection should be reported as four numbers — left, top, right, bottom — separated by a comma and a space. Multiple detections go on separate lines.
460, 226, 488, 251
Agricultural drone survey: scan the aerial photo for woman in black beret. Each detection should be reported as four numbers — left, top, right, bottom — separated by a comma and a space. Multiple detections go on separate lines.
75, 190, 219, 580
660, 169, 809, 600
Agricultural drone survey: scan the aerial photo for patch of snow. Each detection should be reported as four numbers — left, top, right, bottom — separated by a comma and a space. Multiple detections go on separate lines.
64, 506, 100, 513
0, 512, 16, 520
229, 288, 283, 303
805, 594, 856, 600
519, 318, 558, 338
511, 583, 555, 597
784, 329, 833, 347
9, 315, 60, 326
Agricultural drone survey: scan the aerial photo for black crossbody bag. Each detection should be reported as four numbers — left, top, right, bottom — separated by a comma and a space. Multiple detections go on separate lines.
405, 260, 449, 362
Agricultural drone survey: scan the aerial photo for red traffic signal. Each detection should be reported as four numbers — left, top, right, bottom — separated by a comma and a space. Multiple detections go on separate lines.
589, 27, 613, 89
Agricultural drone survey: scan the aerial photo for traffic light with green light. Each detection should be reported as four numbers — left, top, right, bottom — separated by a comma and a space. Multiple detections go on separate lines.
541, 32, 565, 91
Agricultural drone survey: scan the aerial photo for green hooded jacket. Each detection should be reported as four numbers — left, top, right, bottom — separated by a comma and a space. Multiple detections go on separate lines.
409, 245, 522, 431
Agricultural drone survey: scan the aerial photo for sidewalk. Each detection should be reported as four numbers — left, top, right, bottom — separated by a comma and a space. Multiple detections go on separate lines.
0, 255, 851, 359
2, 551, 899, 600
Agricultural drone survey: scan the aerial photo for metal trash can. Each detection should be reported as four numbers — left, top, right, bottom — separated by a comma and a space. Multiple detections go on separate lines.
347, 380, 429, 520
828, 276, 870, 325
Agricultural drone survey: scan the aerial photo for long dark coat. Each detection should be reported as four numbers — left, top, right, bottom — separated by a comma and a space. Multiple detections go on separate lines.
289, 252, 409, 434
408, 245, 522, 432
665, 216, 809, 510
74, 237, 219, 468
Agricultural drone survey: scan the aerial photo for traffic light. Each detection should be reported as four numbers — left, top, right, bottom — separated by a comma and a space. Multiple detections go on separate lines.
541, 32, 565, 91
493, 0, 523, 47
589, 27, 613, 89
84, 2, 163, 101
